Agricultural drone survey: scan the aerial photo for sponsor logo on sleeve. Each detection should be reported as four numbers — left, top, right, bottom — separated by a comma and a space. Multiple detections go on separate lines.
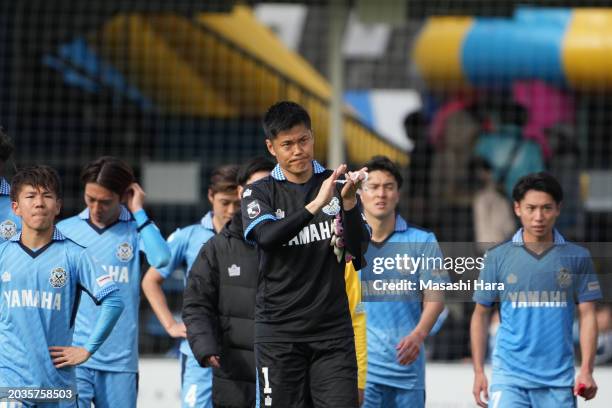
243, 188, 252, 198
588, 281, 601, 291
96, 274, 113, 287
247, 201, 261, 219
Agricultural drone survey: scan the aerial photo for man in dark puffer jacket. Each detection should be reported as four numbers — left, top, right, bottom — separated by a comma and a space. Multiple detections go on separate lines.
183, 157, 273, 408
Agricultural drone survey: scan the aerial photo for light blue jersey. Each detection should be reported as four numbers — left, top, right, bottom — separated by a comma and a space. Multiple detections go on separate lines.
157, 211, 216, 356
474, 229, 602, 389
0, 229, 118, 389
361, 215, 447, 391
0, 178, 20, 241
57, 206, 165, 373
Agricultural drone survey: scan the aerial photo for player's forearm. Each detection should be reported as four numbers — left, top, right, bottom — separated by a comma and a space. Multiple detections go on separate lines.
341, 205, 370, 267
578, 302, 598, 374
470, 305, 491, 374
84, 291, 124, 354
142, 268, 177, 331
414, 299, 444, 339
133, 209, 171, 268
250, 208, 314, 250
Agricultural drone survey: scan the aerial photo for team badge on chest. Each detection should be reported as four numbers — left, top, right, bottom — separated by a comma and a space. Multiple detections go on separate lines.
49, 267, 68, 288
0, 219, 17, 240
557, 267, 572, 289
116, 242, 134, 262
322, 197, 341, 216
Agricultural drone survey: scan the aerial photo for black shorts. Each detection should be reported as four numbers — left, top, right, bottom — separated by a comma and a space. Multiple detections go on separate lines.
255, 336, 358, 408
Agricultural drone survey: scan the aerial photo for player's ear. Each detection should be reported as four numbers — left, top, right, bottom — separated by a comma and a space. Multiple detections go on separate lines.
265, 139, 276, 158
513, 201, 521, 217
207, 188, 215, 205
237, 185, 244, 198
55, 199, 62, 216
11, 200, 20, 217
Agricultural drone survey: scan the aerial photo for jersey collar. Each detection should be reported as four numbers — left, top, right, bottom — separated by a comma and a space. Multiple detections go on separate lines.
10, 227, 66, 242
78, 205, 132, 222
0, 177, 10, 196
271, 160, 326, 181
200, 211, 215, 231
512, 228, 566, 245
394, 214, 408, 232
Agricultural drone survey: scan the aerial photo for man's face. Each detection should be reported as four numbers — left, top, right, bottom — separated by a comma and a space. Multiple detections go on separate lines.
514, 190, 560, 241
265, 124, 314, 179
12, 185, 61, 232
361, 170, 400, 221
84, 183, 121, 227
208, 189, 240, 227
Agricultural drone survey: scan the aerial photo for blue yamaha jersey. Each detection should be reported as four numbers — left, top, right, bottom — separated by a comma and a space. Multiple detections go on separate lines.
157, 211, 216, 355
0, 229, 118, 389
0, 178, 21, 241
361, 215, 447, 390
474, 229, 602, 388
57, 207, 143, 373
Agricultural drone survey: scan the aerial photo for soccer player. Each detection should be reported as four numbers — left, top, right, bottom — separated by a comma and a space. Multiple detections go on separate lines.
357, 156, 446, 408
183, 156, 274, 408
141, 164, 240, 408
241, 101, 370, 407
57, 156, 170, 407
0, 128, 20, 241
0, 165, 124, 407
471, 172, 602, 408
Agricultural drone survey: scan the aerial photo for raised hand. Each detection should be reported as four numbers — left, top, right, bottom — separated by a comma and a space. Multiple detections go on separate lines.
124, 182, 146, 214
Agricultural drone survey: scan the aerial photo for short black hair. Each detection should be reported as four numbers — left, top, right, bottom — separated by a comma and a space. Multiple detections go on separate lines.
237, 156, 274, 186
11, 165, 62, 201
512, 172, 563, 204
363, 155, 403, 189
0, 127, 14, 163
81, 156, 135, 196
262, 101, 311, 140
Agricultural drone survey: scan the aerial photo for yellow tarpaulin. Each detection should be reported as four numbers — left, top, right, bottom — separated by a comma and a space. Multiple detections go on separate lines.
95, 6, 407, 165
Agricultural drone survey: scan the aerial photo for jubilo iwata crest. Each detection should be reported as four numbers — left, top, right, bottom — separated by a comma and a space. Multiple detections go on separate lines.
116, 242, 134, 262
49, 267, 68, 288
0, 219, 17, 240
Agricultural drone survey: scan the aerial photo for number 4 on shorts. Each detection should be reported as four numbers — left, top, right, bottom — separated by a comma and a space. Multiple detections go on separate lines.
184, 384, 197, 408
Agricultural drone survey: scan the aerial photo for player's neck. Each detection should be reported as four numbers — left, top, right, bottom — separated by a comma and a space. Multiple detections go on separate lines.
212, 216, 225, 234
283, 166, 313, 184
20, 225, 54, 250
367, 213, 395, 243
522, 229, 554, 254
522, 229, 554, 243
89, 207, 121, 229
